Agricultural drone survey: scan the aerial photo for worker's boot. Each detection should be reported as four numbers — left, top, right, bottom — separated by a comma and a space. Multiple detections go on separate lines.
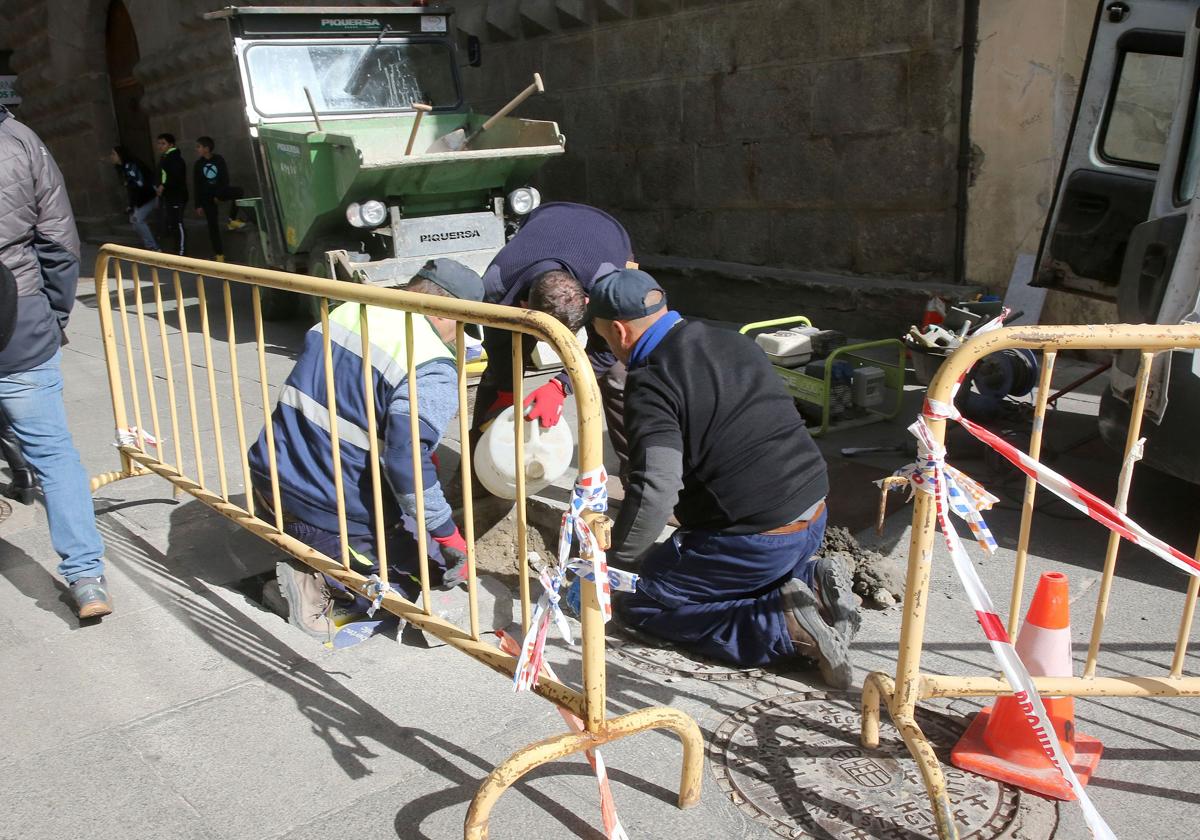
274, 560, 334, 641
0, 423, 36, 505
812, 554, 862, 642
780, 578, 853, 690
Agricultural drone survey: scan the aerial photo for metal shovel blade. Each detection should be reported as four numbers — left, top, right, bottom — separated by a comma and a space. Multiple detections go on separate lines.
425, 127, 466, 154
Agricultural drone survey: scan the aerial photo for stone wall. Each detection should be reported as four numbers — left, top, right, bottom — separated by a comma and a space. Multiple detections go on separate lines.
5, 0, 966, 290
457, 0, 965, 282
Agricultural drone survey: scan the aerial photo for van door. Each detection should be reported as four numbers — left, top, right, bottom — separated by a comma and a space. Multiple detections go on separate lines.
1033, 0, 1192, 301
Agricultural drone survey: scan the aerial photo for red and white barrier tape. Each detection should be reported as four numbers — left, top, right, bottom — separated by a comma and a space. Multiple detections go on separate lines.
496, 630, 629, 840
901, 414, 1117, 839
512, 466, 612, 691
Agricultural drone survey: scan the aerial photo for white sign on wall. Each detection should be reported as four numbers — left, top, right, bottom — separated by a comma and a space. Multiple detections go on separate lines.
0, 76, 20, 107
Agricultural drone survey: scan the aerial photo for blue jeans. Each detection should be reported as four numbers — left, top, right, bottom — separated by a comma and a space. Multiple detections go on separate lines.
617, 509, 827, 668
0, 351, 105, 582
129, 200, 160, 251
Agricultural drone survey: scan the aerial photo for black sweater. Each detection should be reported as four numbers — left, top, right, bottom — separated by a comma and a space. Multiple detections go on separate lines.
612, 318, 828, 565
194, 154, 230, 202
157, 147, 188, 205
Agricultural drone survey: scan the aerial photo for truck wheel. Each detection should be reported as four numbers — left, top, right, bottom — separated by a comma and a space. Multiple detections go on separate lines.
258, 287, 298, 321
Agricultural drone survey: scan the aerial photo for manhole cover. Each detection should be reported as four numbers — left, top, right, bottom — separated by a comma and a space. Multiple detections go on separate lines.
0, 498, 10, 524
610, 635, 767, 682
711, 692, 1056, 839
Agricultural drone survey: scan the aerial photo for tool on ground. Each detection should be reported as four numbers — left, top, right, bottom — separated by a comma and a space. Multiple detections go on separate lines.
404, 103, 432, 156
951, 571, 1104, 799
426, 73, 545, 153
840, 443, 912, 458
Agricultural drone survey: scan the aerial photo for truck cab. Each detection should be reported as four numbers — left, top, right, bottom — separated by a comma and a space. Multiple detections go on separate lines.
1035, 0, 1200, 483
205, 6, 564, 309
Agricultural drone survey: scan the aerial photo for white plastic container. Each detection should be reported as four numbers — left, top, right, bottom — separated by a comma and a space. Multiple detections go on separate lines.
474, 405, 574, 499
754, 329, 813, 368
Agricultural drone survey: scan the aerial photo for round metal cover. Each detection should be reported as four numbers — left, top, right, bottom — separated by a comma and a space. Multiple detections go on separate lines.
610, 635, 767, 682
711, 692, 1056, 839
0, 498, 10, 524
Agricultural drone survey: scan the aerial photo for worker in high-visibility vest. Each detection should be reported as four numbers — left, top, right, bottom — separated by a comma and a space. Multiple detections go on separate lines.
248, 258, 483, 639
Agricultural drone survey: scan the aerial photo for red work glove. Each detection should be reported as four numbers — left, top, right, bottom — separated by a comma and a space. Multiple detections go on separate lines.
433, 527, 469, 589
523, 379, 567, 429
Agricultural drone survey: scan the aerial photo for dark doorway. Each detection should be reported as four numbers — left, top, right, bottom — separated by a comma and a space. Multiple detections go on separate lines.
106, 0, 151, 165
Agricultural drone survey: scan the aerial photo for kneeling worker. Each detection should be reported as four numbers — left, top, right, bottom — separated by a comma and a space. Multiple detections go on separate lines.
588, 269, 860, 687
248, 259, 482, 639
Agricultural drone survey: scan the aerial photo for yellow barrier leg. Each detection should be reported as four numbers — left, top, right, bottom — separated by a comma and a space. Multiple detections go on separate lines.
463, 707, 704, 840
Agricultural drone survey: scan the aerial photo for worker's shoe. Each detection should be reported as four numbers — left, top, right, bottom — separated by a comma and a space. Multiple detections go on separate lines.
780, 578, 852, 690
70, 575, 113, 620
226, 219, 247, 231
812, 554, 862, 642
275, 560, 333, 640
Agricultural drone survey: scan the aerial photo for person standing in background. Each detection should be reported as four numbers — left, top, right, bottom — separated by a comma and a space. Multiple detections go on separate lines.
155, 132, 187, 255
192, 136, 245, 263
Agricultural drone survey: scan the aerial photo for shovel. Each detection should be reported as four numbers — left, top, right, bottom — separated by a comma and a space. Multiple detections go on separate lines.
426, 73, 544, 153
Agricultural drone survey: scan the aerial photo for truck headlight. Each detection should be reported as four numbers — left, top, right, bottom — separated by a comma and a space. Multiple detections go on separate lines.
346, 200, 389, 229
506, 187, 541, 216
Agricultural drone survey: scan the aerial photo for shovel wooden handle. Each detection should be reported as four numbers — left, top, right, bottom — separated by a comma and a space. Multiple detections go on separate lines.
479, 73, 544, 134
405, 103, 432, 156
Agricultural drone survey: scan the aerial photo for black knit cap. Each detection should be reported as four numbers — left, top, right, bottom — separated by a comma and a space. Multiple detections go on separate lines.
415, 258, 484, 302
585, 268, 667, 321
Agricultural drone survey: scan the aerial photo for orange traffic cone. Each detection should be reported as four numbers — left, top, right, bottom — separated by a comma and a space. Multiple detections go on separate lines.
951, 571, 1103, 799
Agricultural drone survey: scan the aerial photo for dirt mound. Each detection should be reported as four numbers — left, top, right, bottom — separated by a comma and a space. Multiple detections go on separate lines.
818, 525, 906, 608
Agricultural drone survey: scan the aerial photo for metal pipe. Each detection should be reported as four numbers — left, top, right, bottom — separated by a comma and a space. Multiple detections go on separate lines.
195, 276, 229, 500
408, 312, 431, 610
1085, 351, 1154, 677
1009, 350, 1056, 637
149, 268, 185, 477
320, 298, 351, 570
456, 321, 480, 640
252, 287, 284, 531
513, 333, 531, 636
223, 280, 255, 516
920, 672, 1200, 698
359, 305, 389, 586
92, 253, 132, 477
112, 261, 146, 450
130, 263, 163, 457
173, 271, 206, 488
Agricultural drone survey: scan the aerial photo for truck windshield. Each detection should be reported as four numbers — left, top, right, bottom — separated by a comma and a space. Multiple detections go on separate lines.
243, 40, 459, 118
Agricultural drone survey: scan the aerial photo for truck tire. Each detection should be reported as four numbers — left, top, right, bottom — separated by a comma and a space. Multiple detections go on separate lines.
258, 287, 299, 321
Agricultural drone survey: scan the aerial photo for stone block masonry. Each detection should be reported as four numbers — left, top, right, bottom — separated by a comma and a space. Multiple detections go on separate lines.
459, 0, 965, 286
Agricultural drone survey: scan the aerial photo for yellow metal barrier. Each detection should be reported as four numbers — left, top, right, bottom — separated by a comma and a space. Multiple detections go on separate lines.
91, 245, 703, 839
862, 324, 1200, 839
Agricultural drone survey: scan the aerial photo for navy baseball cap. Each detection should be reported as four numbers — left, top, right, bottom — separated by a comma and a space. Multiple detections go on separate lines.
585, 268, 667, 321
414, 258, 484, 302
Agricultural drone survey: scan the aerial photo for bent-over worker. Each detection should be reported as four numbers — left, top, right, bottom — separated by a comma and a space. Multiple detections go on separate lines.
588, 269, 861, 687
247, 259, 481, 639
471, 202, 634, 476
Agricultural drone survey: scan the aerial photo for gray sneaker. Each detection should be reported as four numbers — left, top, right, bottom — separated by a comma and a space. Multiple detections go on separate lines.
70, 575, 113, 619
812, 554, 862, 642
780, 578, 852, 690
274, 560, 333, 640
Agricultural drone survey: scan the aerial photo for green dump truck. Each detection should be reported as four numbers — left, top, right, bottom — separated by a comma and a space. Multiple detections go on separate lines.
206, 6, 564, 315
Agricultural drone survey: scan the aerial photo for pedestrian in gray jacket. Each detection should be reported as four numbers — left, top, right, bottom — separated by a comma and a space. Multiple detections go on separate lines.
0, 104, 112, 619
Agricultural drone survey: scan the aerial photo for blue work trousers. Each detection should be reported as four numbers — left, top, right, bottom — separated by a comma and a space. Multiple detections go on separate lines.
617, 509, 827, 667
282, 514, 452, 601
0, 351, 106, 582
